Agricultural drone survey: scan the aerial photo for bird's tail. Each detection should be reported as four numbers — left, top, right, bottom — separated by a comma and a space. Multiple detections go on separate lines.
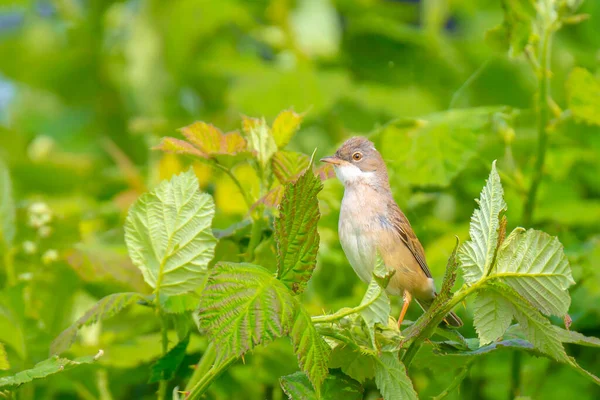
415, 298, 463, 328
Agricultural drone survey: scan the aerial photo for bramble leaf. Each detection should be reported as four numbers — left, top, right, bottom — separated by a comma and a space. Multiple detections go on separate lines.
329, 346, 376, 383
51, 292, 144, 355
360, 256, 391, 337
273, 109, 304, 149
155, 121, 247, 159
162, 292, 201, 314
125, 169, 217, 296
275, 167, 323, 294
291, 308, 331, 392
148, 335, 189, 383
243, 117, 277, 169
280, 371, 363, 400
566, 67, 600, 126
198, 263, 330, 391
374, 352, 418, 400
473, 291, 513, 345
272, 151, 310, 183
371, 107, 505, 187
0, 352, 103, 389
459, 161, 506, 284
494, 229, 574, 316
552, 327, 600, 348
0, 157, 15, 249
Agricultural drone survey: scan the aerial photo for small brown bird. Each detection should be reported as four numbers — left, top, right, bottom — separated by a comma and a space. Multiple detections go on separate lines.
321, 137, 462, 328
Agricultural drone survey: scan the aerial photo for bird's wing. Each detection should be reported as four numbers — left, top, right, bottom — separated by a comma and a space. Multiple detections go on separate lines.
388, 203, 433, 278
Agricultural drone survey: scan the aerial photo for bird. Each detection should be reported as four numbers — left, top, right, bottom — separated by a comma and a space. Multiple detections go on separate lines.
321, 136, 462, 328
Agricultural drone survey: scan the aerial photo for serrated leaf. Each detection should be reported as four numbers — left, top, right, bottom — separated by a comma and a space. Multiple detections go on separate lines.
243, 117, 277, 169
566, 67, 600, 126
198, 262, 330, 391
273, 109, 304, 149
51, 292, 144, 355
291, 308, 331, 392
459, 161, 506, 284
494, 229, 574, 316
0, 343, 9, 370
125, 169, 217, 296
148, 335, 189, 383
329, 346, 376, 383
0, 352, 102, 389
552, 326, 600, 348
488, 283, 568, 363
374, 352, 418, 400
360, 256, 391, 334
280, 370, 363, 400
372, 107, 504, 187
275, 167, 323, 294
0, 157, 15, 249
473, 292, 513, 345
272, 151, 310, 184
156, 121, 248, 159
162, 292, 200, 314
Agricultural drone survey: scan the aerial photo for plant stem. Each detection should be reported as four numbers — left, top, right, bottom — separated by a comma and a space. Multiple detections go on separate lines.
186, 356, 237, 400
522, 28, 553, 226
155, 295, 169, 400
510, 352, 522, 398
184, 343, 216, 394
311, 289, 384, 324
246, 209, 263, 263
432, 359, 474, 400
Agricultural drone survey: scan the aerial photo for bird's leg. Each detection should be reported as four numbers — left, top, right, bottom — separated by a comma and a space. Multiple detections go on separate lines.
397, 290, 412, 328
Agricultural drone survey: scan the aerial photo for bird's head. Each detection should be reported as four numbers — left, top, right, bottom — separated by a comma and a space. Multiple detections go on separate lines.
320, 136, 390, 190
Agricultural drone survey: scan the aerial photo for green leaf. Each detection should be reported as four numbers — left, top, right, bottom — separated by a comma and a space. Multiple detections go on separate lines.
273, 109, 304, 149
280, 371, 363, 400
51, 292, 144, 355
242, 116, 278, 169
125, 169, 217, 296
198, 262, 330, 391
359, 255, 392, 337
0, 157, 15, 249
291, 308, 332, 392
374, 352, 418, 400
162, 292, 200, 314
488, 283, 567, 363
485, 0, 536, 57
552, 327, 600, 348
459, 161, 506, 284
148, 335, 190, 383
0, 343, 9, 370
328, 346, 376, 384
0, 352, 102, 389
472, 291, 513, 345
494, 229, 574, 316
275, 167, 323, 294
566, 67, 600, 126
272, 151, 310, 184
372, 107, 504, 187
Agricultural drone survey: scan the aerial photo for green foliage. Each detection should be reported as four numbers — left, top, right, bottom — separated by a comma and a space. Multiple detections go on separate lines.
0, 157, 15, 249
372, 108, 505, 187
125, 169, 217, 296
148, 335, 190, 383
494, 228, 574, 316
272, 110, 304, 149
0, 352, 102, 389
374, 353, 418, 400
0, 344, 8, 370
459, 161, 507, 284
328, 346, 376, 384
566, 67, 600, 125
50, 292, 145, 355
280, 371, 363, 400
198, 262, 330, 391
243, 117, 278, 170
275, 166, 323, 294
473, 291, 513, 345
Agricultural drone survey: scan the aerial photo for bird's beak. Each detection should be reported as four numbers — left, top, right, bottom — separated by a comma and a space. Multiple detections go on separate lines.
320, 156, 342, 165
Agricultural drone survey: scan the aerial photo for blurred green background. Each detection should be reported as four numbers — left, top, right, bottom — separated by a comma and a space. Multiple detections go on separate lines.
0, 0, 599, 399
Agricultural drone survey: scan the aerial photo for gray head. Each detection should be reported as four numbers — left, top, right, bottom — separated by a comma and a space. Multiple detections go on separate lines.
320, 137, 391, 191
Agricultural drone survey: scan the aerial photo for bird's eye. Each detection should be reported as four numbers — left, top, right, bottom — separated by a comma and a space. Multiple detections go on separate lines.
352, 152, 362, 161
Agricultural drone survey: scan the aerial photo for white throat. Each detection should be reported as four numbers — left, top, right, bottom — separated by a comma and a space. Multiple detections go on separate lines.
334, 164, 376, 186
